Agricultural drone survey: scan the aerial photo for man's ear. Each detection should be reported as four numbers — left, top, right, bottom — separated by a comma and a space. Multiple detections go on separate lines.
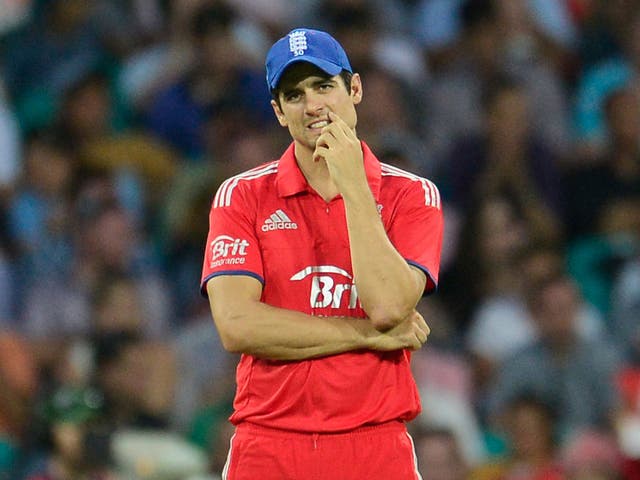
271, 99, 288, 127
350, 73, 363, 105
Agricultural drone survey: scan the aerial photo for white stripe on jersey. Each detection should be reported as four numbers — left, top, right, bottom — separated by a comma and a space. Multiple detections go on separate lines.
381, 164, 441, 209
275, 209, 292, 222
214, 163, 278, 208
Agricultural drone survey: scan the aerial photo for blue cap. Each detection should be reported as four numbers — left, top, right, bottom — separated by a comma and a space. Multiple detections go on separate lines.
265, 28, 352, 90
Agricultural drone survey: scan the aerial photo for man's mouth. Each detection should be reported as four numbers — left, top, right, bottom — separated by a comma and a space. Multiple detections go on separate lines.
308, 119, 330, 129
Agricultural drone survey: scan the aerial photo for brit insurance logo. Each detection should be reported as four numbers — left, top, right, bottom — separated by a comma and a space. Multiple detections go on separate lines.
290, 265, 359, 309
262, 209, 298, 232
209, 235, 249, 269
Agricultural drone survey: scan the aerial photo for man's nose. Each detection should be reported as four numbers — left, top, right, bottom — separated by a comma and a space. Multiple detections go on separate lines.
304, 91, 326, 115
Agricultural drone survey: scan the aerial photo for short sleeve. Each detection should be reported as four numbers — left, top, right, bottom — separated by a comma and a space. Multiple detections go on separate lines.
200, 182, 264, 296
386, 178, 444, 294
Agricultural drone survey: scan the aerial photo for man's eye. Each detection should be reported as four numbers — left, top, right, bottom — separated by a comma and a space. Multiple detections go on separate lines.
285, 92, 301, 102
319, 83, 333, 91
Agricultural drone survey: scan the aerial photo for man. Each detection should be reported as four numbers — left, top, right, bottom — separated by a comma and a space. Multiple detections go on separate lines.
487, 271, 621, 442
200, 28, 443, 480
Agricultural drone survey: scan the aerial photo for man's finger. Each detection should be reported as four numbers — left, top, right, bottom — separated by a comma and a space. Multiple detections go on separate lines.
319, 124, 339, 141
327, 111, 354, 139
313, 145, 329, 162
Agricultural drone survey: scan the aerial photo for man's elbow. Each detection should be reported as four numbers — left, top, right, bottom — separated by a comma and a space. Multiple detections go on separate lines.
213, 312, 249, 353
217, 327, 250, 353
368, 304, 413, 331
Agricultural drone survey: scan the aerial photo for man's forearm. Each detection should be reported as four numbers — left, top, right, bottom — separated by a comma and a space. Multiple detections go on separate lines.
342, 185, 424, 330
208, 280, 381, 360
207, 276, 430, 360
222, 305, 373, 360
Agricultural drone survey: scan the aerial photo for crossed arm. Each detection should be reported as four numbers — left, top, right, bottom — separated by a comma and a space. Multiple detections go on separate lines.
314, 111, 427, 329
207, 275, 430, 361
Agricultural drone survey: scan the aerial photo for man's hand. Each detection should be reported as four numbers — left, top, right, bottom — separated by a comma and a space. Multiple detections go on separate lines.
313, 111, 367, 193
367, 310, 431, 352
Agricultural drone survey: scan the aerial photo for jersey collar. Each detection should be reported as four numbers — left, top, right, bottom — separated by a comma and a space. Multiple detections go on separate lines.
275, 141, 382, 200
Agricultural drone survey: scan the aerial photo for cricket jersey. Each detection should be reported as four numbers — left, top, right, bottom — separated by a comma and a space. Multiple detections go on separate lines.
201, 141, 444, 432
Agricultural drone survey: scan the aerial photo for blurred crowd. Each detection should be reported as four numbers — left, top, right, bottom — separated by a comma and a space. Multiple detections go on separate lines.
1, 0, 640, 478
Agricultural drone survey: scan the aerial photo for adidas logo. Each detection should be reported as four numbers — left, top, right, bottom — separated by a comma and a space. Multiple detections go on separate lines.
261, 209, 298, 232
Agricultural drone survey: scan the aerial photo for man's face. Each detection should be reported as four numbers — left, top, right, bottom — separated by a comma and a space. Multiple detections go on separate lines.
271, 63, 362, 152
533, 277, 579, 341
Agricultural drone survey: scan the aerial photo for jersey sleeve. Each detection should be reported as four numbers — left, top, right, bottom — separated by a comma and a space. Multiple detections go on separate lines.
200, 182, 264, 296
387, 178, 443, 294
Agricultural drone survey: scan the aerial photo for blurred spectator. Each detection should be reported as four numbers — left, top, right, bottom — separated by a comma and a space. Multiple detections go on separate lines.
573, 8, 640, 160
566, 232, 639, 321
20, 201, 173, 372
470, 395, 564, 480
560, 429, 623, 480
0, 331, 39, 477
171, 300, 237, 431
413, 0, 578, 64
412, 0, 465, 60
423, 0, 571, 171
161, 116, 283, 314
494, 0, 578, 69
143, 1, 271, 160
486, 271, 622, 443
439, 193, 532, 334
575, 0, 636, 68
55, 69, 177, 217
21, 385, 116, 480
117, 1, 197, 114
92, 273, 149, 337
93, 330, 175, 431
88, 330, 212, 479
442, 74, 564, 241
563, 87, 640, 316
6, 131, 76, 306
412, 425, 470, 480
186, 389, 235, 478
412, 296, 487, 466
466, 241, 604, 421
610, 252, 640, 363
2, 0, 113, 132
564, 88, 640, 240
311, 0, 415, 33
354, 65, 431, 173
0, 79, 20, 324
464, 240, 545, 395
609, 247, 640, 476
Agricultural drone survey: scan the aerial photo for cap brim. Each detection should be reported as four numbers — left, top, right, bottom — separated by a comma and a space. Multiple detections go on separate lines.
269, 56, 344, 90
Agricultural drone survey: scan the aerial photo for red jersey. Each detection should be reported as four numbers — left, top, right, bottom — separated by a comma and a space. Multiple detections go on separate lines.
201, 142, 443, 432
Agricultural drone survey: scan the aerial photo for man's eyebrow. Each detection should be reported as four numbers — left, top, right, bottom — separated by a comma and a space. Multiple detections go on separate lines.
280, 86, 302, 97
281, 76, 335, 94
312, 77, 336, 86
